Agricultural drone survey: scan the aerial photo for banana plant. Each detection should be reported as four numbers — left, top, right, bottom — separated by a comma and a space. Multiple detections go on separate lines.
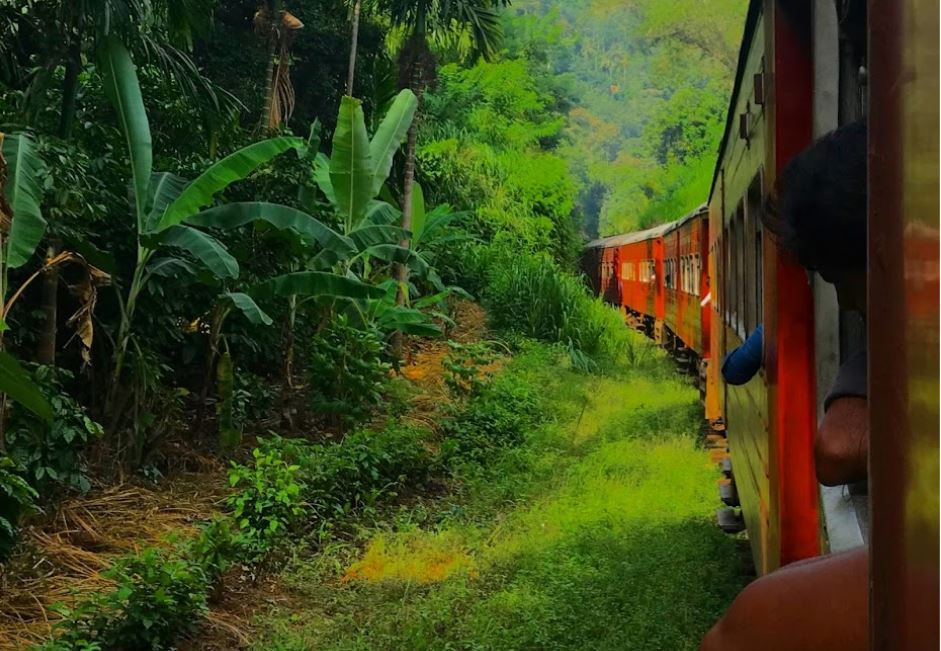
98, 37, 377, 421
307, 91, 431, 276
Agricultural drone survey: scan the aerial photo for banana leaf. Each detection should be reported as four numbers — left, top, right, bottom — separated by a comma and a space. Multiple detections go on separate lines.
99, 36, 152, 231
330, 97, 372, 231
1, 133, 47, 269
222, 292, 272, 326
186, 202, 356, 257
251, 271, 386, 300
364, 244, 430, 275
155, 136, 303, 232
348, 225, 411, 251
368, 89, 417, 197
157, 226, 238, 279
0, 351, 52, 422
143, 172, 188, 231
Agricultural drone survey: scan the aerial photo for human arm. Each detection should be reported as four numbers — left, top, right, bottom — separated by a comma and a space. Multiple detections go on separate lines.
700, 547, 868, 651
721, 325, 763, 385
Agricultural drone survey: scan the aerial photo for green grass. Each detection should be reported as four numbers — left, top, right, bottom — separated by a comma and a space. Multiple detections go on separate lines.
251, 343, 745, 651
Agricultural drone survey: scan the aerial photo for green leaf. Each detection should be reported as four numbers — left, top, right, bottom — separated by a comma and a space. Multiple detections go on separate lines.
365, 200, 401, 226
157, 226, 238, 279
364, 244, 429, 275
186, 202, 356, 256
143, 172, 187, 232
222, 292, 273, 326
330, 97, 373, 231
368, 89, 417, 197
98, 36, 152, 232
1, 133, 47, 268
0, 351, 52, 423
312, 152, 336, 207
348, 225, 411, 251
155, 137, 304, 232
409, 181, 426, 245
251, 272, 386, 300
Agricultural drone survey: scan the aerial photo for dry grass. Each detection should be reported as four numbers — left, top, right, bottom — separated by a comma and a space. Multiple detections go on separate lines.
400, 300, 503, 435
0, 474, 230, 650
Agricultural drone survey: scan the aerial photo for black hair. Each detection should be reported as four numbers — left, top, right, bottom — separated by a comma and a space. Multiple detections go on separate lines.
763, 120, 867, 271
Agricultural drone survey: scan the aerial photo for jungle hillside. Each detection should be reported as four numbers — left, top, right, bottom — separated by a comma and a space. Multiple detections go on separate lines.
0, 1, 747, 649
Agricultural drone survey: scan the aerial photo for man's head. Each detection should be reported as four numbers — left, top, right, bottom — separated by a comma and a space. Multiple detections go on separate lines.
763, 121, 867, 312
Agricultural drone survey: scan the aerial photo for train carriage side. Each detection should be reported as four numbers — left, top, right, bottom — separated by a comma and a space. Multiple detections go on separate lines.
663, 206, 709, 356
708, 0, 819, 575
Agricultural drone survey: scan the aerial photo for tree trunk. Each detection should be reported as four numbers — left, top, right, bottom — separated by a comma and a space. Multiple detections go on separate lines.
260, 39, 278, 131
346, 0, 362, 96
36, 243, 59, 365
58, 11, 82, 139
278, 295, 297, 429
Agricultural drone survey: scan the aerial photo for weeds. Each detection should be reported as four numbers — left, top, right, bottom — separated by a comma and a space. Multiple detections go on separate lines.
482, 252, 636, 367
251, 343, 744, 651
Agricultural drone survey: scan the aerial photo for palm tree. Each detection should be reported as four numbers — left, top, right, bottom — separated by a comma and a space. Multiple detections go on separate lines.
376, 0, 508, 353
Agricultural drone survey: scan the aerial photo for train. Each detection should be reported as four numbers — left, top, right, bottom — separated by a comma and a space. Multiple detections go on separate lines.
582, 0, 938, 648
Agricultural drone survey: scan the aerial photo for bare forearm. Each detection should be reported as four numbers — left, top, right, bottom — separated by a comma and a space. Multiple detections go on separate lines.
701, 548, 868, 651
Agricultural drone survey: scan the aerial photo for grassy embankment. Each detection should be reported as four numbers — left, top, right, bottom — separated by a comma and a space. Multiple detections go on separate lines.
250, 342, 746, 651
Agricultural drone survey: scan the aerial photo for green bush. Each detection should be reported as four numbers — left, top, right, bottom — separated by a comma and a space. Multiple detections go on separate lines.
42, 548, 209, 651
483, 251, 633, 366
259, 425, 431, 520
183, 517, 249, 581
7, 366, 103, 495
307, 316, 391, 430
226, 447, 307, 556
0, 456, 38, 560
441, 369, 543, 464
443, 340, 498, 399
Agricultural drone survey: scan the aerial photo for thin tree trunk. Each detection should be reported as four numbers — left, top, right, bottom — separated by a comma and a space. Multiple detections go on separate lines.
261, 38, 278, 130
58, 12, 82, 139
259, 1, 282, 131
36, 243, 59, 365
278, 295, 297, 429
346, 0, 362, 96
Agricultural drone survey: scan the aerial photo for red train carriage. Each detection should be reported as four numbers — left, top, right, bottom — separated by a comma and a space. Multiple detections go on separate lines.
585, 222, 672, 341
662, 205, 709, 357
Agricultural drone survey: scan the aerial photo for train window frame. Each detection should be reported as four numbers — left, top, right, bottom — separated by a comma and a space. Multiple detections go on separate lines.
733, 201, 746, 337
744, 171, 765, 332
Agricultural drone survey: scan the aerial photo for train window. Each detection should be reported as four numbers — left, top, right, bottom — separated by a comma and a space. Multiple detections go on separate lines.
734, 202, 746, 336
722, 232, 730, 325
726, 219, 738, 330
745, 172, 764, 331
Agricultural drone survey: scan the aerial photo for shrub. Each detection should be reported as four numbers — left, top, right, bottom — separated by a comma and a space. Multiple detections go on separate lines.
226, 448, 306, 556
259, 425, 431, 520
443, 340, 498, 398
482, 251, 632, 366
441, 370, 543, 464
7, 366, 103, 494
42, 548, 209, 651
183, 517, 249, 581
0, 456, 38, 560
307, 316, 390, 430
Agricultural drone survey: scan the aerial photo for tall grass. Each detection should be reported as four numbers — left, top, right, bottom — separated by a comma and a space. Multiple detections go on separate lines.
482, 251, 635, 366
